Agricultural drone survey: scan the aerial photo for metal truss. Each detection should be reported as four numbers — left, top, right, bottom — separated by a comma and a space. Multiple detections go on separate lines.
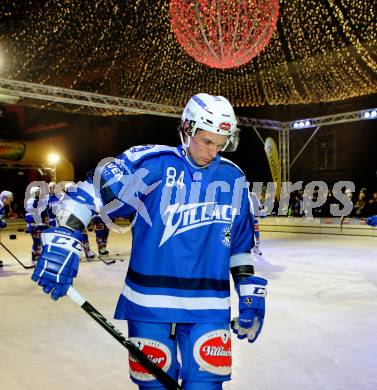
286, 109, 377, 130
0, 78, 183, 118
279, 125, 290, 183
237, 115, 283, 130
1, 77, 285, 125
239, 109, 377, 130
1, 78, 376, 183
0, 78, 375, 129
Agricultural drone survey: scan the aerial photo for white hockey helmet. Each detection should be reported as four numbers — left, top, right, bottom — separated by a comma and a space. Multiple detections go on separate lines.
0, 190, 13, 201
30, 186, 40, 197
48, 181, 56, 188
180, 93, 240, 152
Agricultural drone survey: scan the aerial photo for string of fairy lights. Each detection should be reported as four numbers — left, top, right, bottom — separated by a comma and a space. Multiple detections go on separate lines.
0, 0, 375, 114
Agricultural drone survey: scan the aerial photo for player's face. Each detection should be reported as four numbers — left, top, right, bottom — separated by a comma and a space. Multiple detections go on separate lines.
188, 130, 228, 166
4, 196, 13, 206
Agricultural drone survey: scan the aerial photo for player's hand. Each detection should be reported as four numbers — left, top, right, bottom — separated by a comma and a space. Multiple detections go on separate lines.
366, 215, 377, 227
31, 227, 82, 300
232, 276, 267, 343
0, 218, 7, 229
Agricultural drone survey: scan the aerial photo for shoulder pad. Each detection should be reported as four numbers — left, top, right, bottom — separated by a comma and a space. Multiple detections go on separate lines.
219, 156, 245, 176
120, 145, 180, 164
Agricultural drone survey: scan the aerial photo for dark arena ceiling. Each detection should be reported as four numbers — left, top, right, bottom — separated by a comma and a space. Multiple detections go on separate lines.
0, 0, 376, 115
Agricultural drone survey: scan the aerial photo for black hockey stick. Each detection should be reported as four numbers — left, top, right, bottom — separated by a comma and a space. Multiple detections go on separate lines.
98, 255, 116, 265
340, 215, 345, 231
0, 241, 36, 269
67, 287, 182, 390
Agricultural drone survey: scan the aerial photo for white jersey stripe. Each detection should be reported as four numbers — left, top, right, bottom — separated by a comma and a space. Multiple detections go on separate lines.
122, 285, 230, 311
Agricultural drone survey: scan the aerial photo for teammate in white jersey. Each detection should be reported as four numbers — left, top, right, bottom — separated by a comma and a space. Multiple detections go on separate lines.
31, 93, 268, 389
249, 192, 267, 256
0, 190, 13, 228
0, 190, 14, 267
25, 186, 49, 262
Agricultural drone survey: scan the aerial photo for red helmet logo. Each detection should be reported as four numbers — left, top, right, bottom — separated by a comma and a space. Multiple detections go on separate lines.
219, 122, 232, 131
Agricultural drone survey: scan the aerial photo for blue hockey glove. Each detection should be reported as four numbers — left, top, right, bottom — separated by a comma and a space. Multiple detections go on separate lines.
366, 215, 377, 227
31, 227, 83, 300
232, 275, 267, 343
25, 214, 35, 224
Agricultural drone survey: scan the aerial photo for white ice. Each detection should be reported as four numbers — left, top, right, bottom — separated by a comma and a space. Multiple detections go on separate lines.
1, 230, 376, 389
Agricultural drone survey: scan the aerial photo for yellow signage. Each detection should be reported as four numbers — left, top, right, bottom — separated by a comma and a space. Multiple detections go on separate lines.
264, 137, 281, 200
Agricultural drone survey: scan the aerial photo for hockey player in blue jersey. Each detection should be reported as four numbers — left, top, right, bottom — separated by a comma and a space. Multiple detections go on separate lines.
249, 192, 267, 256
47, 182, 61, 227
25, 186, 49, 262
31, 93, 268, 389
0, 190, 14, 267
0, 190, 13, 229
93, 214, 110, 255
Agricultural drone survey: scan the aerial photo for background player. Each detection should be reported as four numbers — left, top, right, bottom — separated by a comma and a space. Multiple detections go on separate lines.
249, 191, 267, 256
31, 93, 268, 389
46, 182, 61, 227
93, 214, 110, 256
25, 186, 48, 262
0, 190, 14, 266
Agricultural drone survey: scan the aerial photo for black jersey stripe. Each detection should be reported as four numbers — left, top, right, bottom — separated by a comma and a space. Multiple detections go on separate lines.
127, 267, 229, 291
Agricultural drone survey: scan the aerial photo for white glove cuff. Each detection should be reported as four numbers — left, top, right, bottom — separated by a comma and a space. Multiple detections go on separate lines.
56, 199, 92, 229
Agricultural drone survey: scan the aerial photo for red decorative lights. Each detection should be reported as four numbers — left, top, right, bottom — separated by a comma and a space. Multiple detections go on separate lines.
170, 0, 280, 69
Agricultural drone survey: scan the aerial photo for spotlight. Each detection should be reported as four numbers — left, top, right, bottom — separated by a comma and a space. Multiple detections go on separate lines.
47, 153, 60, 164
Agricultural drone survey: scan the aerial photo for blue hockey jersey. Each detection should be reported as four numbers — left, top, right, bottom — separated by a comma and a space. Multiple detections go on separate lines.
69, 145, 254, 323
25, 197, 49, 225
0, 199, 7, 226
47, 193, 62, 226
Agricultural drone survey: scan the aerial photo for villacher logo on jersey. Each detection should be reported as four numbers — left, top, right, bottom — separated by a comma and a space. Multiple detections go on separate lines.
159, 201, 237, 246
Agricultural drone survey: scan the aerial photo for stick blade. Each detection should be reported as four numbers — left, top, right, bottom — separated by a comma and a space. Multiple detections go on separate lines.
99, 256, 116, 265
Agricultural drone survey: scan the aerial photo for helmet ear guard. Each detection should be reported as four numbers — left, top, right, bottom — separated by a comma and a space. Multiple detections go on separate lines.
223, 128, 241, 152
178, 120, 195, 152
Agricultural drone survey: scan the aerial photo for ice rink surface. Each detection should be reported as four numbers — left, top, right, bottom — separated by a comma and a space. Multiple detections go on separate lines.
1, 230, 376, 390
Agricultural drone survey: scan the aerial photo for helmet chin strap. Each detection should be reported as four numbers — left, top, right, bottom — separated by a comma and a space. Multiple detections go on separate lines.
179, 131, 191, 155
